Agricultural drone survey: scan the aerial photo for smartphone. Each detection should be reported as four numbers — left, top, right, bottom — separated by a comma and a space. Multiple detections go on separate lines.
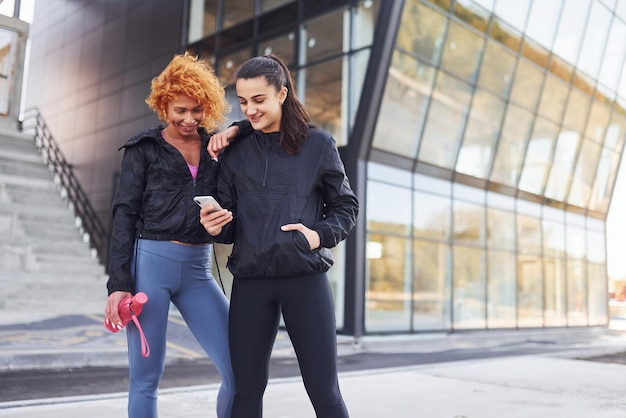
193, 195, 223, 212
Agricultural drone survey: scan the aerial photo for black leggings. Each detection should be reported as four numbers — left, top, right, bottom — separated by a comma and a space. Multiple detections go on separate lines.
228, 273, 349, 418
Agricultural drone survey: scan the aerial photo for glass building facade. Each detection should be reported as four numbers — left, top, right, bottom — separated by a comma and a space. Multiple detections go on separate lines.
24, 0, 626, 337
184, 0, 626, 336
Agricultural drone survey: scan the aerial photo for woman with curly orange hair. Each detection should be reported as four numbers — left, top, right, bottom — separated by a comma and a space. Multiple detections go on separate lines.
105, 52, 248, 418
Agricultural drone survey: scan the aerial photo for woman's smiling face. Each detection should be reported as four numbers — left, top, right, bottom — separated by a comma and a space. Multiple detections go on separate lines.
166, 94, 205, 138
236, 76, 287, 133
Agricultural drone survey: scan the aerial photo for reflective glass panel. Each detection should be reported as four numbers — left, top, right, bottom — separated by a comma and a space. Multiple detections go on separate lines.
544, 130, 580, 201
589, 148, 620, 213
365, 233, 412, 332
368, 161, 412, 187
398, 0, 447, 64
552, 0, 591, 64
452, 245, 486, 329
604, 110, 626, 153
598, 18, 626, 92
350, 48, 370, 131
490, 17, 523, 53
189, 0, 217, 42
413, 190, 451, 241
493, 0, 531, 34
509, 58, 544, 111
487, 207, 515, 251
440, 21, 484, 82
517, 254, 543, 327
537, 74, 569, 123
518, 117, 559, 195
453, 200, 485, 246
223, 0, 254, 29
261, 0, 294, 13
351, 0, 380, 50
413, 239, 451, 330
304, 8, 344, 64
544, 255, 568, 326
487, 250, 517, 328
568, 139, 601, 208
585, 101, 611, 144
588, 262, 608, 325
419, 72, 472, 168
304, 57, 344, 144
567, 259, 587, 325
577, 1, 611, 79
259, 32, 296, 65
372, 53, 435, 157
367, 181, 412, 235
490, 104, 534, 186
587, 228, 606, 264
543, 217, 565, 257
525, 0, 562, 48
453, 0, 490, 33
477, 41, 516, 97
456, 89, 505, 178
517, 213, 541, 255
219, 48, 252, 86
415, 172, 452, 196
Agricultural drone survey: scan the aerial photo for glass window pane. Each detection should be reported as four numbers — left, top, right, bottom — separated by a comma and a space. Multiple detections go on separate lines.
351, 0, 380, 50
349, 49, 370, 131
453, 246, 486, 329
493, 0, 531, 34
587, 229, 606, 264
518, 117, 559, 195
368, 161, 412, 187
477, 41, 516, 97
553, 0, 591, 64
490, 104, 534, 186
604, 110, 626, 153
525, 0, 563, 48
413, 240, 451, 330
487, 207, 515, 251
259, 32, 296, 65
223, 0, 254, 29
218, 48, 252, 86
577, 1, 611, 79
544, 130, 581, 201
419, 72, 473, 168
261, 0, 294, 13
456, 89, 505, 178
544, 256, 568, 326
304, 8, 344, 64
543, 218, 565, 257
453, 0, 490, 33
567, 259, 587, 325
367, 181, 412, 235
518, 213, 541, 255
598, 18, 626, 92
537, 74, 569, 123
490, 17, 523, 53
518, 255, 543, 327
567, 139, 602, 207
487, 250, 517, 328
304, 57, 345, 144
589, 148, 620, 213
453, 200, 485, 246
509, 58, 544, 111
414, 173, 452, 196
413, 191, 451, 241
585, 101, 611, 144
588, 263, 609, 325
189, 0, 217, 42
567, 85, 596, 125
372, 53, 435, 157
398, 0, 447, 64
440, 21, 484, 82
365, 234, 412, 332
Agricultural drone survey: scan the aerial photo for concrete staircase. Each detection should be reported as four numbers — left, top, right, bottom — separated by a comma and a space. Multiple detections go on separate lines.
0, 129, 107, 325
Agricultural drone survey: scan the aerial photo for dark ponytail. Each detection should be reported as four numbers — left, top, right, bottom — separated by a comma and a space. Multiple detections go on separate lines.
235, 54, 312, 154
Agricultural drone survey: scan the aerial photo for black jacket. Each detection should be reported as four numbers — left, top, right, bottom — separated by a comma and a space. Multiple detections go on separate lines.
213, 127, 359, 279
106, 126, 219, 295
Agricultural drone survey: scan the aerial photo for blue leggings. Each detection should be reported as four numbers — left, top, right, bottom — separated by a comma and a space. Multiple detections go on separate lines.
229, 273, 349, 418
127, 239, 234, 418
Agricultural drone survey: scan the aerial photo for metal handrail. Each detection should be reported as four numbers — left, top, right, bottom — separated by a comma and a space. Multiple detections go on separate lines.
18, 106, 109, 269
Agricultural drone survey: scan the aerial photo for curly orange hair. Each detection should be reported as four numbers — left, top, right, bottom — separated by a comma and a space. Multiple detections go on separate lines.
145, 52, 229, 131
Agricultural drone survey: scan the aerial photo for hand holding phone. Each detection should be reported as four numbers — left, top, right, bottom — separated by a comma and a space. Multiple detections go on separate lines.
194, 195, 223, 213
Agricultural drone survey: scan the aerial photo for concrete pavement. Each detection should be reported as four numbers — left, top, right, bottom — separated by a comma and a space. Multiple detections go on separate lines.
2, 313, 626, 417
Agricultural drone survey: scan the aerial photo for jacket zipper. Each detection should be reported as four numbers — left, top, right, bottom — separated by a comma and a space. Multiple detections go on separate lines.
262, 151, 269, 187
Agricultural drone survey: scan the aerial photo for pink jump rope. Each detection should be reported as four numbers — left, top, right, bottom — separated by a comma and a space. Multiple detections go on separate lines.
104, 292, 150, 357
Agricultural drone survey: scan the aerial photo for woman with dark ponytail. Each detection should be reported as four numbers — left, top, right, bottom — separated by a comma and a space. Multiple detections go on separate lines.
200, 54, 358, 417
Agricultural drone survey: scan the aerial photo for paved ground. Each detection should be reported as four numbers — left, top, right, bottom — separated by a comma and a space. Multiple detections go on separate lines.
2, 312, 626, 417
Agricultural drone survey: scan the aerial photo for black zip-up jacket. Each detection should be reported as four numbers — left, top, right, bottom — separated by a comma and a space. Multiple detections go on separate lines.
106, 126, 219, 295
213, 127, 359, 279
